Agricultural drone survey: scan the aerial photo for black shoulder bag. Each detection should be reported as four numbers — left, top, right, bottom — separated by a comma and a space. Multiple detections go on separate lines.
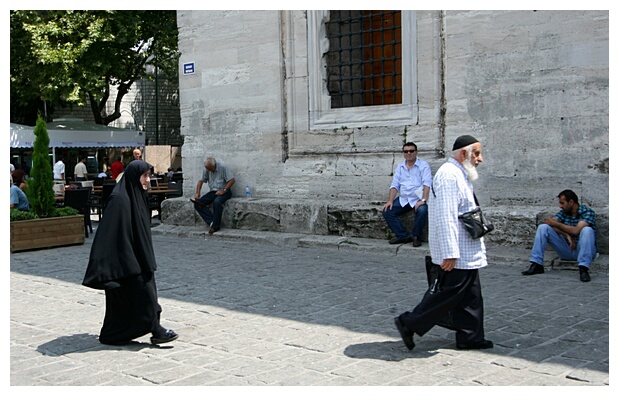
458, 193, 494, 239
431, 185, 494, 240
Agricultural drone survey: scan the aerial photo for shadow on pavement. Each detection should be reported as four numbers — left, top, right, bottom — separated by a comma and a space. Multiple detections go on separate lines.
343, 340, 446, 361
35, 333, 171, 356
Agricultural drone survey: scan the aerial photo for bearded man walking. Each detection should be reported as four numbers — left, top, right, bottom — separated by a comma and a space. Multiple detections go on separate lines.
394, 135, 493, 351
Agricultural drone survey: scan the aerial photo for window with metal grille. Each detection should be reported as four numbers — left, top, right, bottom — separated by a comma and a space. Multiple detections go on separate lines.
326, 11, 402, 109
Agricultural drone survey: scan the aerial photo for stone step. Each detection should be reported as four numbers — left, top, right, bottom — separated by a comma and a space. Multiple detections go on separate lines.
160, 197, 608, 254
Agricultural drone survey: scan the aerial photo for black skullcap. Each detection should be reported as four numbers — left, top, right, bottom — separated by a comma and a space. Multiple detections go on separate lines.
452, 135, 479, 150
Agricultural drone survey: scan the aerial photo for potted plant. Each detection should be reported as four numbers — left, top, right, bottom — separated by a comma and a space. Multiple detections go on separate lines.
10, 115, 85, 253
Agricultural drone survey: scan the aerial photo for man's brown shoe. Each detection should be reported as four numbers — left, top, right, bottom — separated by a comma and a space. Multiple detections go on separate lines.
190, 198, 205, 208
389, 236, 413, 245
412, 237, 422, 247
208, 226, 220, 235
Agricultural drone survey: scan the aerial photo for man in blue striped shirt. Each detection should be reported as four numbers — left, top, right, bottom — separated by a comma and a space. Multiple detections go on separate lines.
522, 189, 597, 282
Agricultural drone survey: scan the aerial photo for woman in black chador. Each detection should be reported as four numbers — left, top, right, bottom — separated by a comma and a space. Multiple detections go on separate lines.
83, 160, 178, 345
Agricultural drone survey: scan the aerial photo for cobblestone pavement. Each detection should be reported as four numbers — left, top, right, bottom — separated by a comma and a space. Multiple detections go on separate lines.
9, 222, 610, 387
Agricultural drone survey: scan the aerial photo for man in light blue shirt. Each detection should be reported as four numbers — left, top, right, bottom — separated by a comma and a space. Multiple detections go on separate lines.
382, 142, 432, 246
10, 176, 30, 211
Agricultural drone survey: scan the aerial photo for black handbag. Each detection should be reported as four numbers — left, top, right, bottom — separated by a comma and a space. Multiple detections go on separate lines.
458, 193, 494, 239
424, 256, 456, 330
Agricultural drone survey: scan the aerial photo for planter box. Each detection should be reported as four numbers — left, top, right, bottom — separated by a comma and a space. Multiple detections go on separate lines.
10, 215, 85, 253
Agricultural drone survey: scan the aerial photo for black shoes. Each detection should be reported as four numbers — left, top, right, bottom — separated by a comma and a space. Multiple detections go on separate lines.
522, 262, 544, 276
579, 266, 591, 282
456, 339, 494, 350
190, 198, 205, 208
389, 236, 413, 245
412, 237, 422, 247
150, 329, 179, 345
394, 317, 415, 350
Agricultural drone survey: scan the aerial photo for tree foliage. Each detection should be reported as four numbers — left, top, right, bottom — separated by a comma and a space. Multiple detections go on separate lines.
27, 115, 56, 217
10, 10, 179, 125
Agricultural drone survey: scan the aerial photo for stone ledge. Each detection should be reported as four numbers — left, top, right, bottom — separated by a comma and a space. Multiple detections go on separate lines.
160, 197, 608, 253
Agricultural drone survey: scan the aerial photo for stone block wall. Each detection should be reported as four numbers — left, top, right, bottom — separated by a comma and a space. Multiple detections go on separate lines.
161, 198, 608, 254
174, 10, 608, 252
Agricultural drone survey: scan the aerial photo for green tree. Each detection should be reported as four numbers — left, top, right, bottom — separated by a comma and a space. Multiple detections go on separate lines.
10, 10, 179, 125
27, 115, 55, 217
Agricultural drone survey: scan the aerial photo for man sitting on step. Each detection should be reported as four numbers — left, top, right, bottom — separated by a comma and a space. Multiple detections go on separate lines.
381, 141, 432, 247
522, 189, 597, 282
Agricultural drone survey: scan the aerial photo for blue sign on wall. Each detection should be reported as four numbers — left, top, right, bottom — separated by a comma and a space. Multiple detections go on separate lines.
183, 62, 195, 75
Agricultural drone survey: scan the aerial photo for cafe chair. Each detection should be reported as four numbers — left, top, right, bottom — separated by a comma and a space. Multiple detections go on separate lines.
90, 184, 115, 221
63, 188, 93, 237
166, 182, 183, 198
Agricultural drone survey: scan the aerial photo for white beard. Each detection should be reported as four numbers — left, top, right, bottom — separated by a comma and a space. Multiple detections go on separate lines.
462, 156, 479, 182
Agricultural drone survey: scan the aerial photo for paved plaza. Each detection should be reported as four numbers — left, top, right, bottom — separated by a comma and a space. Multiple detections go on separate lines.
9, 221, 611, 387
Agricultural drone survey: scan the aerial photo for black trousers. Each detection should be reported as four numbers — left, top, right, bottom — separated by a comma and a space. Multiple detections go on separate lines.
398, 267, 485, 345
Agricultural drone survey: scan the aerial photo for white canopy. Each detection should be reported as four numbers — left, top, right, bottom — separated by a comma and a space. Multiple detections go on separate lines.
10, 118, 145, 149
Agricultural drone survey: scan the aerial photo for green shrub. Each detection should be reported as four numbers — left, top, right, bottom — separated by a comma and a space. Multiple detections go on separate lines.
10, 209, 39, 222
26, 115, 55, 218
51, 207, 80, 218
10, 206, 79, 222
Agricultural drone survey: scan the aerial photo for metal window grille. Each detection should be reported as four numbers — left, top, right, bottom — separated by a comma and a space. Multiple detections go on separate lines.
326, 10, 402, 109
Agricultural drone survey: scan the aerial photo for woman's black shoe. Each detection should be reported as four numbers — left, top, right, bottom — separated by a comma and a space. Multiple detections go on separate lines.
150, 329, 179, 345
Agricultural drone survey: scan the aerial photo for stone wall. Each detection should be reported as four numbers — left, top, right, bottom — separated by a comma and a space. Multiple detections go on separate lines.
174, 10, 608, 251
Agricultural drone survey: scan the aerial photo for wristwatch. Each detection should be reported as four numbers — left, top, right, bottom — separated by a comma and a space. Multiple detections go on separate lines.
421, 198, 427, 203
223, 188, 227, 192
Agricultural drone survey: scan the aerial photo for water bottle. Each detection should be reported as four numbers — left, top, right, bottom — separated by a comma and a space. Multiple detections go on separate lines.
245, 185, 251, 199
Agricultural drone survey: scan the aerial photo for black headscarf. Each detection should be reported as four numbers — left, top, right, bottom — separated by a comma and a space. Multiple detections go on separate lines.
83, 160, 157, 290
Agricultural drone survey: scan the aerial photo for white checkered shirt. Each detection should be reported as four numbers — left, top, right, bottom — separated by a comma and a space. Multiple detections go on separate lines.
428, 158, 487, 270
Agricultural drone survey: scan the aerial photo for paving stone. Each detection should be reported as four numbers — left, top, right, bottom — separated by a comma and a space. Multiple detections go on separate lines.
9, 223, 609, 386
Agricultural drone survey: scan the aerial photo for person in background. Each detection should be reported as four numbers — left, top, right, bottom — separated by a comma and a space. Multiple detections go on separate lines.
110, 155, 124, 180
82, 160, 178, 346
521, 189, 597, 282
10, 175, 30, 211
102, 156, 111, 177
394, 135, 493, 351
74, 157, 88, 181
381, 141, 432, 246
12, 169, 27, 192
53, 157, 65, 181
191, 157, 235, 235
132, 148, 142, 162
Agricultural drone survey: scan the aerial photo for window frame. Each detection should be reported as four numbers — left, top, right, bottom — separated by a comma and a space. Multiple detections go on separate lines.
307, 10, 417, 130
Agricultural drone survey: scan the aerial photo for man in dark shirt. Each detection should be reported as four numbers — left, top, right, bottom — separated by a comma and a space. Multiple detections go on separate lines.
522, 189, 597, 282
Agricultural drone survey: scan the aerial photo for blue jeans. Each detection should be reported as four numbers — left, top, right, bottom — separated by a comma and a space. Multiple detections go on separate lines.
382, 200, 428, 240
529, 224, 597, 268
194, 190, 231, 228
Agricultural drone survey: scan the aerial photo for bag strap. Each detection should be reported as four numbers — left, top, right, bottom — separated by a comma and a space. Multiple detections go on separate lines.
432, 183, 480, 206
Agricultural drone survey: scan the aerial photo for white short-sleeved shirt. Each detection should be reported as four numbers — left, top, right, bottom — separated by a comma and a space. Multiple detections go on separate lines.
53, 160, 65, 179
74, 162, 87, 178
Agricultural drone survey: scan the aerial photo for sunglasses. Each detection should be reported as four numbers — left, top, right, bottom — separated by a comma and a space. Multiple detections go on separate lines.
402, 149, 417, 153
